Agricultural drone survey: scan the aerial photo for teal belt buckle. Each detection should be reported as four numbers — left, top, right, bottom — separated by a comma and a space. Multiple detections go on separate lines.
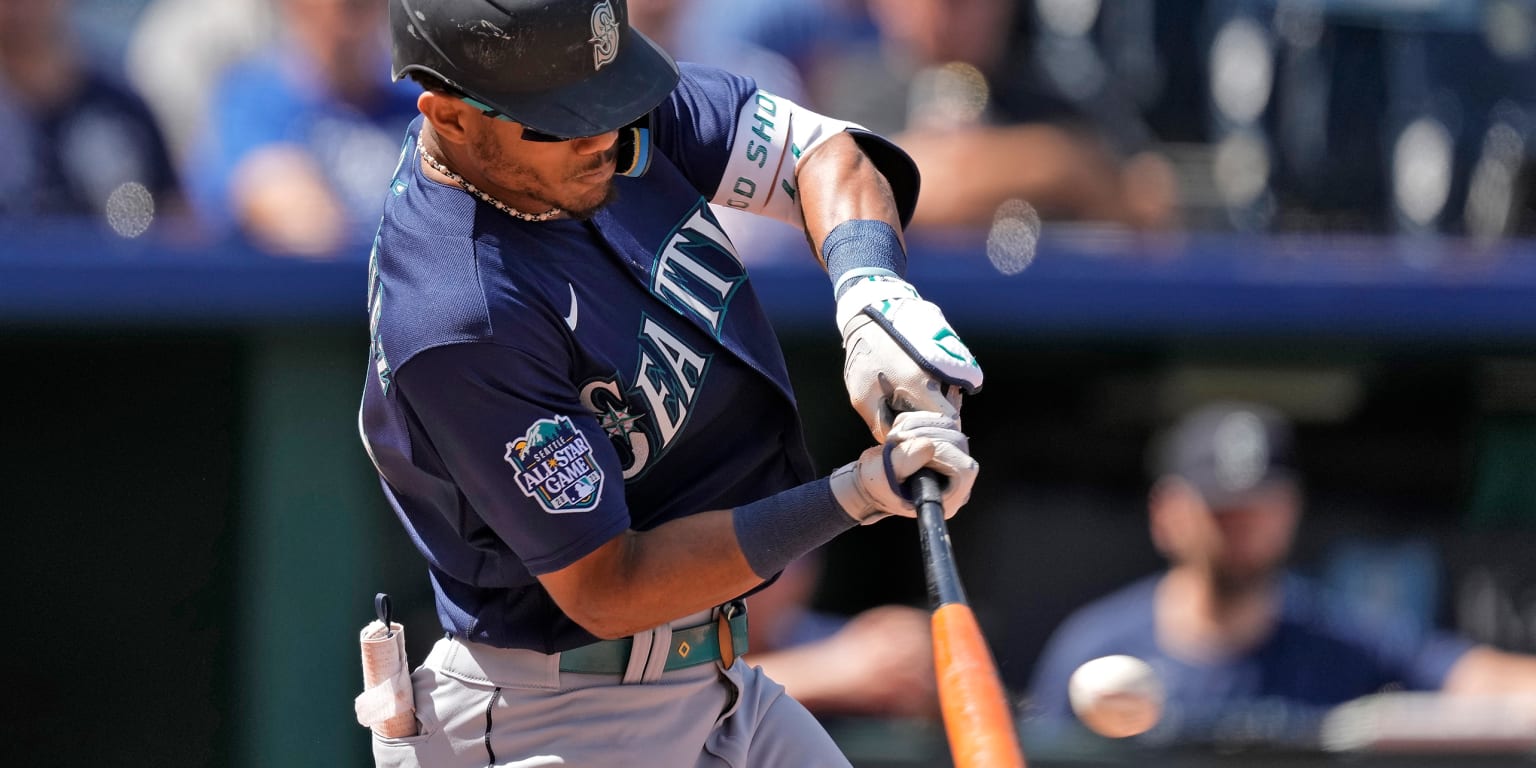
665, 600, 748, 671
558, 602, 748, 675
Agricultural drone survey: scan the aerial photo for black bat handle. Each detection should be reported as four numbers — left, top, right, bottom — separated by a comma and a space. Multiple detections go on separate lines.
911, 468, 968, 608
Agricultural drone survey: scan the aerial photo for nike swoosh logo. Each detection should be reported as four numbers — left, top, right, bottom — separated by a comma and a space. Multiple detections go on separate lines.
563, 283, 579, 332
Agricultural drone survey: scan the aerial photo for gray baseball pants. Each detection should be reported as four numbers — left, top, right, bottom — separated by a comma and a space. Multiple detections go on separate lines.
371, 610, 851, 767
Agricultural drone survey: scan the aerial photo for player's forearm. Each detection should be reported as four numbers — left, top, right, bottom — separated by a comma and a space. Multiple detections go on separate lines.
746, 605, 942, 718
543, 483, 857, 639
896, 124, 1131, 227
1443, 645, 1536, 695
540, 427, 975, 639
542, 471, 891, 638
542, 509, 765, 639
230, 145, 348, 255
797, 132, 906, 267
745, 643, 856, 710
748, 647, 919, 717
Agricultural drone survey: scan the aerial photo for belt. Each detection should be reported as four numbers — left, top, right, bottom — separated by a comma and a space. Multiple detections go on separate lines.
558, 601, 748, 674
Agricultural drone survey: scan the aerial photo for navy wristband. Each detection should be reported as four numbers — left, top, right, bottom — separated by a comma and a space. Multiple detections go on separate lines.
823, 219, 907, 297
732, 478, 857, 579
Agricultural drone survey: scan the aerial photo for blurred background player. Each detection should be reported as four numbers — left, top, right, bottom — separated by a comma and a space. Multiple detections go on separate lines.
184, 0, 418, 256
0, 0, 180, 225
1023, 401, 1536, 747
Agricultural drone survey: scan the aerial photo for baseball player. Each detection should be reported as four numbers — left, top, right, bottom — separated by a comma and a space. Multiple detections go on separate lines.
358, 0, 984, 765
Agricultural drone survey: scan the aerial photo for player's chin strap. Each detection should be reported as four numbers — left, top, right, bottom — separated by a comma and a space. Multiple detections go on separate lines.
615, 115, 653, 178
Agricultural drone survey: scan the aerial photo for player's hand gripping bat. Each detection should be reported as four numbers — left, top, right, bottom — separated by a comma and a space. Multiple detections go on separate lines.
910, 469, 1026, 768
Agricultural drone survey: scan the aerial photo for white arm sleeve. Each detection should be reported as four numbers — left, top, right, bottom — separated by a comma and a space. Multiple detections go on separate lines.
711, 90, 862, 231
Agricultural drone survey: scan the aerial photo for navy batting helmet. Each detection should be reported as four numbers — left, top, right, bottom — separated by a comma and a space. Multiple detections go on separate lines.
391, 0, 679, 139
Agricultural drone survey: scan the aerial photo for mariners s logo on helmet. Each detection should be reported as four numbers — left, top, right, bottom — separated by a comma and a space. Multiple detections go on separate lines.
589, 0, 620, 71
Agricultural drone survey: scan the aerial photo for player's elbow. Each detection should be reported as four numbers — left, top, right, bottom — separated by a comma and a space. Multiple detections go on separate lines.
537, 534, 646, 639
563, 598, 638, 640
579, 619, 634, 640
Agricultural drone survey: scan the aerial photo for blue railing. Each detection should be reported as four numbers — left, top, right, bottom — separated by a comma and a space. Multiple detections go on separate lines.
6, 220, 1536, 340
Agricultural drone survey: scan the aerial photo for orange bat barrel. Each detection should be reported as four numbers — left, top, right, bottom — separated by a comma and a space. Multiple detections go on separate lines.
913, 470, 1026, 768
932, 603, 1025, 768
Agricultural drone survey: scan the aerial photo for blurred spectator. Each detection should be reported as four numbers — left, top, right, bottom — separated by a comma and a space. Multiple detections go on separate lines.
673, 0, 876, 110
628, 0, 807, 102
0, 0, 180, 230
125, 0, 275, 166
676, 0, 1177, 231
743, 552, 940, 720
785, 0, 1179, 231
867, 0, 1177, 230
1023, 401, 1536, 748
186, 0, 417, 257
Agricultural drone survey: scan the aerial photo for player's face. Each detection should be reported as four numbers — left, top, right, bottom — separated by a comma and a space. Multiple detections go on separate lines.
282, 0, 384, 59
1152, 480, 1299, 589
467, 117, 621, 220
1205, 485, 1300, 588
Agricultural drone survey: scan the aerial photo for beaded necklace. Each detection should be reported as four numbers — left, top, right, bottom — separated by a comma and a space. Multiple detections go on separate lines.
419, 145, 563, 222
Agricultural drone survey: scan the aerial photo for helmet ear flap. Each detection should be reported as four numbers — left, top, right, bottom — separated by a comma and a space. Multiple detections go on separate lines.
615, 114, 653, 178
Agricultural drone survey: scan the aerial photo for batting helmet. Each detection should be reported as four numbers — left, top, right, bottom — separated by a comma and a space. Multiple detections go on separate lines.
391, 0, 679, 139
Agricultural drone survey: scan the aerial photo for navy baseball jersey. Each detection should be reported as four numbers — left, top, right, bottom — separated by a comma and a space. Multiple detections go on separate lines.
359, 64, 822, 652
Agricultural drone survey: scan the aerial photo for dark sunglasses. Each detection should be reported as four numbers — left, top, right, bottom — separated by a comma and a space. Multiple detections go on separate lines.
459, 96, 590, 142
455, 93, 654, 178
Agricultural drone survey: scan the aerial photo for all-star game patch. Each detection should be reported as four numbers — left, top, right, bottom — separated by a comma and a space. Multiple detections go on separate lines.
506, 415, 605, 513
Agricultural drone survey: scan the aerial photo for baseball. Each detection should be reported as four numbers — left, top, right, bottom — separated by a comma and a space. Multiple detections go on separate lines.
1068, 654, 1164, 738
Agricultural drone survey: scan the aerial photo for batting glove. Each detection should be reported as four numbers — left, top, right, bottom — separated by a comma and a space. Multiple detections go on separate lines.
837, 276, 983, 441
830, 411, 978, 524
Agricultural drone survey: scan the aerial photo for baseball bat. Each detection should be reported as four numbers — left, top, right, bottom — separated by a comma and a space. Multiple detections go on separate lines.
911, 469, 1026, 768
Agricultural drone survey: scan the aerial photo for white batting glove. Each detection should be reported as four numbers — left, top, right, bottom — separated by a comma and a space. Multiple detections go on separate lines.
837, 276, 983, 441
830, 411, 978, 524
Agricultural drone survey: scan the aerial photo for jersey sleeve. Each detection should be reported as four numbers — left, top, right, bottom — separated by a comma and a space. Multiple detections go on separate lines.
652, 62, 919, 231
394, 341, 631, 576
1351, 611, 1475, 691
1309, 578, 1475, 690
1403, 632, 1477, 690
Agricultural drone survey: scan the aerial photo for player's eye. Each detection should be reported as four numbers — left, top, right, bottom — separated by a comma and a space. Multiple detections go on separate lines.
518, 126, 574, 143
457, 96, 586, 142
